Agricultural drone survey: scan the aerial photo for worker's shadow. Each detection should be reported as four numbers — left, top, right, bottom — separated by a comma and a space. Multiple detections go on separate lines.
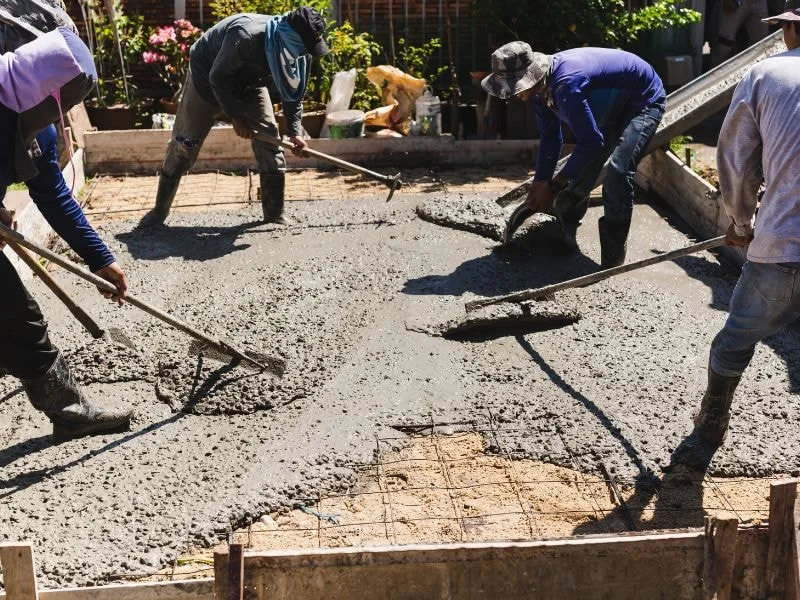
115, 220, 266, 262
516, 335, 713, 534
673, 254, 800, 394
402, 247, 597, 298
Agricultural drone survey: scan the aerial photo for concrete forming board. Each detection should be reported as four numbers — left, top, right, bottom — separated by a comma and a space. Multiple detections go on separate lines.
1, 182, 799, 589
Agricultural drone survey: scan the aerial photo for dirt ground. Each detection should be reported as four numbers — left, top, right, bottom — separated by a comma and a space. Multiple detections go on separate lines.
147, 430, 781, 583
3, 165, 799, 589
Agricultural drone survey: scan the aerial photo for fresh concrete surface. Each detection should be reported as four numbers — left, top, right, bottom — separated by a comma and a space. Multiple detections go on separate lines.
1, 187, 798, 588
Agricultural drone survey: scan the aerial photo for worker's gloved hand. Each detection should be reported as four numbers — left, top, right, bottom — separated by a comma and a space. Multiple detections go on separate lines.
524, 181, 556, 215
0, 207, 17, 250
288, 135, 309, 158
93, 261, 128, 306
230, 117, 254, 140
724, 222, 754, 248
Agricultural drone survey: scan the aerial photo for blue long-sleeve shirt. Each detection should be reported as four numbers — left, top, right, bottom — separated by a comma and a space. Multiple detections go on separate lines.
0, 117, 114, 272
533, 48, 665, 181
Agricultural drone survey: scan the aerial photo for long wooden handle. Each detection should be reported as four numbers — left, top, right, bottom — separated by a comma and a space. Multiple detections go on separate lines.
252, 130, 397, 186
465, 235, 727, 312
0, 224, 267, 371
8, 241, 105, 339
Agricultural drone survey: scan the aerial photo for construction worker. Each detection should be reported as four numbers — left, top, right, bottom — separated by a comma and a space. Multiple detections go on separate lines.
482, 43, 666, 268
0, 24, 133, 438
142, 7, 330, 227
685, 0, 800, 457
710, 0, 770, 67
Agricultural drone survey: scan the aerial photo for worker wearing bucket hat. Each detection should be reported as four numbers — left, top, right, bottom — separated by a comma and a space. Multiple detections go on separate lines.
483, 42, 666, 268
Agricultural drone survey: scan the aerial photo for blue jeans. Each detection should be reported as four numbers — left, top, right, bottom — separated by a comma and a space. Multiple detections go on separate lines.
711, 261, 800, 377
556, 98, 665, 224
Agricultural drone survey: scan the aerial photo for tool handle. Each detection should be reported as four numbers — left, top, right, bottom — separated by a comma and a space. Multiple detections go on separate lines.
8, 241, 106, 339
466, 235, 727, 312
0, 224, 266, 371
252, 130, 393, 185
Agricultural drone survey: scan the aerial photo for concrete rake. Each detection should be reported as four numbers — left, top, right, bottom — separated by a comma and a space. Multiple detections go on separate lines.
466, 235, 726, 312
0, 224, 286, 376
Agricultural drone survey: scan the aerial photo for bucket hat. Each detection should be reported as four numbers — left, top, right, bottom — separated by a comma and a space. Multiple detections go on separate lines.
481, 41, 551, 100
762, 0, 800, 24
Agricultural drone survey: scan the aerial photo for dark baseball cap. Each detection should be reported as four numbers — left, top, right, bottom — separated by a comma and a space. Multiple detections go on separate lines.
286, 7, 329, 57
481, 41, 551, 100
762, 0, 800, 23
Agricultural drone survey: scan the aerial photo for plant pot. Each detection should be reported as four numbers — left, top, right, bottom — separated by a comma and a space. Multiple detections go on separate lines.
276, 109, 327, 139
86, 104, 138, 131
159, 99, 179, 114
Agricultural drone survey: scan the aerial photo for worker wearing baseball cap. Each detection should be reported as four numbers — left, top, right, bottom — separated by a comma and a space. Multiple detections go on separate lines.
483, 42, 666, 268
144, 7, 329, 227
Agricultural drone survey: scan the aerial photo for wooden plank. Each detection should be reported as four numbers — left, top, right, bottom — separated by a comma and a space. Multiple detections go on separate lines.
83, 129, 542, 175
237, 533, 712, 600
227, 545, 243, 600
0, 543, 38, 600
214, 550, 229, 600
765, 479, 799, 600
703, 515, 738, 600
31, 580, 213, 600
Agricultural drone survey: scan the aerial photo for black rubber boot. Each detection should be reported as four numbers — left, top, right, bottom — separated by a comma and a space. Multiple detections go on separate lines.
21, 353, 133, 438
553, 191, 588, 254
598, 216, 631, 268
693, 366, 741, 446
260, 172, 289, 225
139, 173, 181, 226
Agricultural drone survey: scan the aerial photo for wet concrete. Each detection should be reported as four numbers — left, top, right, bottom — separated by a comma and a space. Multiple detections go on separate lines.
1, 190, 799, 588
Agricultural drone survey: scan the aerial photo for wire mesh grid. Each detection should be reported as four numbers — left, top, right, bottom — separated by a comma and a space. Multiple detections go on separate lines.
123, 417, 782, 584
79, 166, 534, 225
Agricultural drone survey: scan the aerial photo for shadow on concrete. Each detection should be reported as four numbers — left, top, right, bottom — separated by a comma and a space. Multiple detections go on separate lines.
401, 247, 597, 299
115, 221, 265, 262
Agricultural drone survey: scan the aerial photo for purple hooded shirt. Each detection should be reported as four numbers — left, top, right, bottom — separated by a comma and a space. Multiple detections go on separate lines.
0, 26, 96, 181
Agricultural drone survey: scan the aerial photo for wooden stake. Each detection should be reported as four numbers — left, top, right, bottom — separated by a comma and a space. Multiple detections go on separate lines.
703, 515, 738, 600
227, 544, 244, 600
765, 479, 799, 600
0, 543, 39, 600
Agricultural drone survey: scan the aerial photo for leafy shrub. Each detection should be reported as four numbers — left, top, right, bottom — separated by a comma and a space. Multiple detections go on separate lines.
142, 20, 203, 100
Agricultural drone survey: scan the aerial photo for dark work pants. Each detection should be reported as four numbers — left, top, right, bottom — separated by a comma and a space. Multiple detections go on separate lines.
0, 252, 58, 380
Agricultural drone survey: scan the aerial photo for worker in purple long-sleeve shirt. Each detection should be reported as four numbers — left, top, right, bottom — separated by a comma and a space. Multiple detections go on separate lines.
483, 43, 666, 268
0, 23, 133, 438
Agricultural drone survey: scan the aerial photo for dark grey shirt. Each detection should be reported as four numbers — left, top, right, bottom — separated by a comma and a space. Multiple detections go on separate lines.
189, 13, 302, 135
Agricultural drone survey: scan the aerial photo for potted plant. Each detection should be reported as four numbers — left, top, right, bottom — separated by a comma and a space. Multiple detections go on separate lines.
142, 19, 203, 112
82, 0, 147, 130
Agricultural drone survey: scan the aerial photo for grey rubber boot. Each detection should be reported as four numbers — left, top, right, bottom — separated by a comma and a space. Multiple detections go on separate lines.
21, 353, 133, 438
139, 173, 181, 226
260, 172, 290, 225
693, 366, 741, 446
598, 216, 631, 268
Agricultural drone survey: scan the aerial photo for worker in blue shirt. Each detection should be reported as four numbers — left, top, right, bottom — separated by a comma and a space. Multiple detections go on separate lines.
483, 43, 666, 268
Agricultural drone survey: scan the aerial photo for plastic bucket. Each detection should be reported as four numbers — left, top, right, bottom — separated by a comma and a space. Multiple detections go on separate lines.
327, 110, 365, 139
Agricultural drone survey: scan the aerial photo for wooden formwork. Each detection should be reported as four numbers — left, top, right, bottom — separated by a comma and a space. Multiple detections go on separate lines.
3, 480, 799, 600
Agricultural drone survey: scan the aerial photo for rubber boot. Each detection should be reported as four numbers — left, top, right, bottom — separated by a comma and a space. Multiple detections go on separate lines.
598, 216, 631, 268
553, 191, 588, 254
21, 353, 133, 438
693, 366, 741, 446
139, 173, 181, 227
260, 172, 290, 225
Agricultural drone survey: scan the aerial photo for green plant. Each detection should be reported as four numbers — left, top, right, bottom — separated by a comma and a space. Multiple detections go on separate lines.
309, 21, 383, 112
142, 20, 203, 100
395, 37, 448, 93
669, 134, 693, 155
209, 0, 330, 21
471, 0, 700, 53
84, 1, 147, 107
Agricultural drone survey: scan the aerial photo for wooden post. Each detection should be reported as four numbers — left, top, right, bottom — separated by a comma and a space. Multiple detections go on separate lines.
0, 543, 39, 600
765, 479, 799, 600
227, 544, 244, 600
703, 514, 738, 600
